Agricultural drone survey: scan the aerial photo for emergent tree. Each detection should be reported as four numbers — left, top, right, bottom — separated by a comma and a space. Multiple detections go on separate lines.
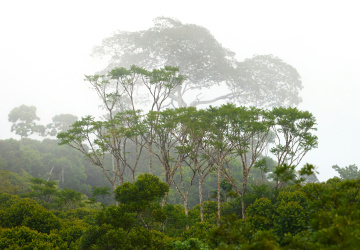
93, 17, 302, 108
8, 105, 44, 139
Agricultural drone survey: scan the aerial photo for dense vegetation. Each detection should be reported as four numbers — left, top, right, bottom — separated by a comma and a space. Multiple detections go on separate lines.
1, 70, 353, 248
2, 17, 358, 249
1, 160, 360, 249
1, 124, 359, 248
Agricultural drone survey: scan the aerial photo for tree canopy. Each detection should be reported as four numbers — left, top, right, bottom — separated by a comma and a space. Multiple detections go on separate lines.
93, 17, 303, 108
8, 105, 44, 139
332, 164, 360, 180
46, 114, 78, 137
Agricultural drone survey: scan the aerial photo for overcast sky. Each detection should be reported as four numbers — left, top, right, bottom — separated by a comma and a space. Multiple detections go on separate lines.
1, 1, 359, 181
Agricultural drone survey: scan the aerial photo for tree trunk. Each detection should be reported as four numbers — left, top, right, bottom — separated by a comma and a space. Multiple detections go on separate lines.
184, 197, 189, 230
241, 168, 248, 219
131, 171, 135, 183
241, 198, 246, 220
217, 162, 221, 227
199, 178, 204, 223
174, 86, 187, 107
118, 172, 123, 186
149, 142, 153, 174
162, 163, 172, 207
111, 181, 117, 192
162, 191, 169, 207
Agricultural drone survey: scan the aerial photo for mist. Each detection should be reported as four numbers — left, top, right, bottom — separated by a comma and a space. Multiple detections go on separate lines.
1, 1, 359, 181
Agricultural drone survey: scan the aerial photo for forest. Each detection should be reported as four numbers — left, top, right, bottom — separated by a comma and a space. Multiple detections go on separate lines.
2, 17, 360, 249
1, 134, 360, 249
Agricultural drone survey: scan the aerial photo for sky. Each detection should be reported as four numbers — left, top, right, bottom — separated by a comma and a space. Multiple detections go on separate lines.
1, 0, 359, 181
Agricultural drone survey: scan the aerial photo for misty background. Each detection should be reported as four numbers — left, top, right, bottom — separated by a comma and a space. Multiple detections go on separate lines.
1, 1, 359, 181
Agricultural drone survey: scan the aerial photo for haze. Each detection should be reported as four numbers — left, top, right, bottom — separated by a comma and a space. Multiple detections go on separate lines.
1, 0, 359, 181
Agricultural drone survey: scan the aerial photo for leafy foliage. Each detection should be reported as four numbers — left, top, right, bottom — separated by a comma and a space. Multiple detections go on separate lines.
0, 226, 66, 249
0, 192, 60, 233
93, 17, 303, 108
332, 164, 360, 180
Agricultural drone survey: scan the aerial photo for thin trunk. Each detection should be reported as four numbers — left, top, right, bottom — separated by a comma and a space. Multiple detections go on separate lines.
112, 155, 115, 172
199, 177, 204, 223
61, 166, 64, 184
47, 166, 55, 181
116, 157, 124, 186
111, 181, 116, 191
162, 162, 172, 207
217, 161, 221, 227
149, 142, 153, 174
132, 171, 135, 183
113, 179, 119, 206
241, 198, 245, 219
184, 198, 189, 230
118, 171, 123, 186
241, 168, 248, 219
162, 191, 169, 207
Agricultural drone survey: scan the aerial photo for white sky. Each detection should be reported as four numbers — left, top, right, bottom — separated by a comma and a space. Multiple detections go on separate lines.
1, 0, 359, 181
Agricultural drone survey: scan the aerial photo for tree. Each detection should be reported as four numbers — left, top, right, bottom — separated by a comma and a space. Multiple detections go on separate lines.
0, 192, 61, 233
114, 173, 168, 210
0, 170, 31, 195
145, 109, 183, 205
93, 17, 303, 108
0, 138, 93, 194
205, 105, 237, 226
57, 65, 184, 189
246, 198, 274, 231
332, 164, 360, 180
46, 114, 78, 137
0, 226, 66, 249
22, 177, 84, 210
80, 174, 170, 249
235, 54, 302, 107
8, 105, 44, 139
270, 107, 318, 167
220, 104, 272, 219
159, 107, 207, 223
269, 107, 318, 188
54, 188, 83, 210
299, 179, 360, 248
169, 107, 215, 223
243, 122, 271, 203
58, 65, 185, 190
113, 173, 168, 231
274, 190, 308, 237
25, 178, 58, 208
89, 185, 111, 206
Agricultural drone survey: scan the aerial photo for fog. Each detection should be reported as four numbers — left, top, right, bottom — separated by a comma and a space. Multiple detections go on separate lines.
1, 1, 359, 181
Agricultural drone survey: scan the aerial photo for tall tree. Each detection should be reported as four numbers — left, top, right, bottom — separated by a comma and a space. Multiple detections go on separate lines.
220, 105, 272, 219
332, 164, 360, 180
172, 107, 215, 223
166, 108, 201, 225
93, 17, 303, 108
205, 105, 237, 226
58, 65, 184, 189
270, 107, 318, 167
8, 105, 44, 139
57, 113, 141, 190
87, 65, 184, 174
46, 114, 78, 137
269, 107, 318, 188
146, 109, 182, 206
